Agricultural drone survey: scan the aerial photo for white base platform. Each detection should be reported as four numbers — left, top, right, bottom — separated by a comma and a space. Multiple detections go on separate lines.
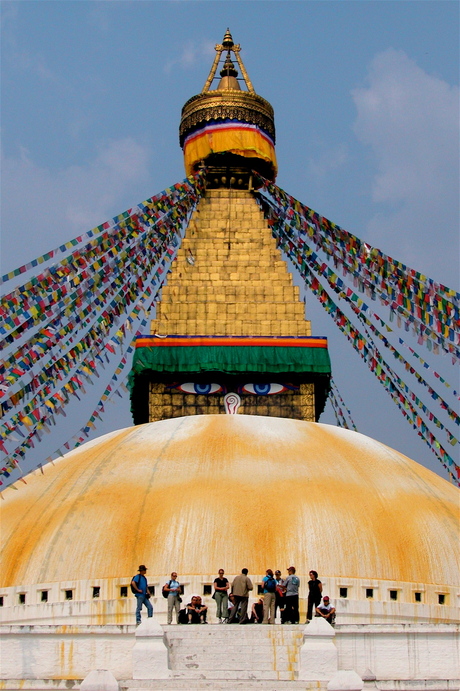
1, 680, 459, 691
1, 622, 458, 691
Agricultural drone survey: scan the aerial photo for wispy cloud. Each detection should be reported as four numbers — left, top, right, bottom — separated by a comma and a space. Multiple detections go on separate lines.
164, 40, 215, 74
1, 138, 152, 274
86, 6, 111, 34
352, 49, 459, 287
1, 3, 56, 82
307, 143, 348, 181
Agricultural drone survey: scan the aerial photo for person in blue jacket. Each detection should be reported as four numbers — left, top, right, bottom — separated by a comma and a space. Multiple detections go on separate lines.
131, 564, 153, 625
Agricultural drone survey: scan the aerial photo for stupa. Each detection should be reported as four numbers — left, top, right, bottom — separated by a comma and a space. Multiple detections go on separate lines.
130, 28, 331, 425
0, 29, 458, 667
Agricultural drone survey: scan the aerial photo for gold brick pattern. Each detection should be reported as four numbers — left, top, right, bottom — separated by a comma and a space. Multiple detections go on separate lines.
148, 188, 317, 422
149, 383, 315, 422
150, 189, 311, 337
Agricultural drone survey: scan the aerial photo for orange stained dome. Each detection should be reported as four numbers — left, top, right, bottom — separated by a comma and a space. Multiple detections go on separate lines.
1, 415, 458, 589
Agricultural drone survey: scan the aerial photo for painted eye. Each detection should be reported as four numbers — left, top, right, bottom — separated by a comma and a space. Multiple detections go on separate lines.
175, 383, 224, 394
240, 383, 289, 395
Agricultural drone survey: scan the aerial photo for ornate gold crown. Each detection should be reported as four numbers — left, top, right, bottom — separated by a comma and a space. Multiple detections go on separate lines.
179, 29, 276, 179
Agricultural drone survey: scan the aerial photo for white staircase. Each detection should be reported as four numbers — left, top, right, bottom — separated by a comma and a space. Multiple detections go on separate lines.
123, 624, 326, 690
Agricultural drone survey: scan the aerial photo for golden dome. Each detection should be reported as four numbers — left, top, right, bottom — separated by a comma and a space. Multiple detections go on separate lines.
1, 415, 458, 589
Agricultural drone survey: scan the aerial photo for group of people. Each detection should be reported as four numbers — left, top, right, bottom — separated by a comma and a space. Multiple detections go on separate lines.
131, 565, 335, 627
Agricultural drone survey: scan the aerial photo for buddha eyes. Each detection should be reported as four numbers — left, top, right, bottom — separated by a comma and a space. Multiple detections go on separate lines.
239, 383, 289, 395
167, 383, 298, 395
174, 383, 225, 394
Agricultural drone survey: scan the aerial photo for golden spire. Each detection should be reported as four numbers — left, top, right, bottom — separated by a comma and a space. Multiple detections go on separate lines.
180, 29, 277, 180
218, 53, 240, 90
201, 29, 255, 93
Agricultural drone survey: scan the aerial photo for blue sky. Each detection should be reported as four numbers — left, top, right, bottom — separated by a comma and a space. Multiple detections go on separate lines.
1, 0, 459, 485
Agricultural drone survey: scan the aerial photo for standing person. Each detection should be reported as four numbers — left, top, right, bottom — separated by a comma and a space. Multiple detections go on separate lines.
213, 569, 230, 623
131, 565, 153, 626
262, 569, 276, 624
274, 570, 285, 621
306, 570, 323, 622
283, 566, 300, 624
228, 568, 253, 625
163, 571, 181, 625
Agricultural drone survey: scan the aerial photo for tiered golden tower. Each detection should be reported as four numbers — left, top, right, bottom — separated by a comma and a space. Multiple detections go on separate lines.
130, 31, 331, 424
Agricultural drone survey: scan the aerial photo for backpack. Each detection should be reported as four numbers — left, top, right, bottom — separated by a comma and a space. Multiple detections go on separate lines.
178, 608, 189, 624
131, 574, 143, 595
162, 580, 172, 598
264, 576, 277, 593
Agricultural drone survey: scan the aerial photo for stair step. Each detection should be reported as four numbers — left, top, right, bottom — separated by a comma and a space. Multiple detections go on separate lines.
165, 625, 303, 672
169, 645, 300, 652
169, 636, 301, 642
170, 670, 297, 680
124, 682, 324, 690
165, 625, 303, 635
170, 648, 299, 655
0, 682, 326, 691
171, 665, 298, 673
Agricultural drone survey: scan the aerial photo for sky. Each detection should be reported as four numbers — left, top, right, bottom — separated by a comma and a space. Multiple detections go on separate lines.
1, 0, 459, 486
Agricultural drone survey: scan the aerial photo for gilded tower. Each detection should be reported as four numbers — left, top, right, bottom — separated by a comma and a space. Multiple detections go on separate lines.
130, 31, 331, 424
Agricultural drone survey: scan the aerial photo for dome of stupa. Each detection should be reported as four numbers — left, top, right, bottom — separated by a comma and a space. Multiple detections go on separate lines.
1, 415, 458, 590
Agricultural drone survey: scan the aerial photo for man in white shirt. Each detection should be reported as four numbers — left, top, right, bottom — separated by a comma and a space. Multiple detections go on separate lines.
315, 596, 336, 626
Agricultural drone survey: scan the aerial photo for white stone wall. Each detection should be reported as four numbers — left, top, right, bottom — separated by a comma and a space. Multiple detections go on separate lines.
1, 574, 458, 626
336, 625, 460, 680
0, 625, 134, 680
0, 623, 458, 682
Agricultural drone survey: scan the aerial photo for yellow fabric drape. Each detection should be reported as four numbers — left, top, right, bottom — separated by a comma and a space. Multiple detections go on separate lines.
183, 125, 277, 177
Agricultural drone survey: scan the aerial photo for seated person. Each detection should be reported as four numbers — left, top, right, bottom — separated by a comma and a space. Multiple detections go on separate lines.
186, 595, 208, 624
249, 597, 264, 623
315, 596, 336, 626
227, 593, 240, 623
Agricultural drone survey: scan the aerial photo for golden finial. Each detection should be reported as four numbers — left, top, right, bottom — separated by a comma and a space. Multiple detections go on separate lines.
222, 28, 234, 49
217, 52, 240, 90
201, 29, 255, 94
220, 54, 238, 79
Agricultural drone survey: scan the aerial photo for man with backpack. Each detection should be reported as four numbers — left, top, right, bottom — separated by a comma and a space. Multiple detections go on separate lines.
131, 565, 153, 625
262, 569, 277, 624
